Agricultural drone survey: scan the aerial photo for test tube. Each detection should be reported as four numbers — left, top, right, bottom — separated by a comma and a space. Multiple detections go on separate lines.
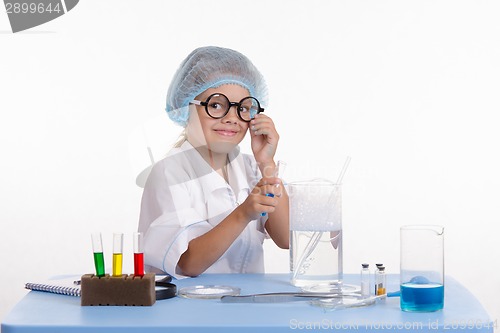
91, 232, 105, 277
133, 232, 145, 277
112, 233, 123, 277
275, 160, 286, 180
261, 160, 286, 216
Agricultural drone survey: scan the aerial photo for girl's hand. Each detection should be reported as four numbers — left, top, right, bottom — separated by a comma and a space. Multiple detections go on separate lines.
250, 114, 279, 167
238, 177, 282, 221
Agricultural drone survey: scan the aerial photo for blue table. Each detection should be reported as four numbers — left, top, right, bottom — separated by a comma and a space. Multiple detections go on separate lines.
2, 274, 495, 332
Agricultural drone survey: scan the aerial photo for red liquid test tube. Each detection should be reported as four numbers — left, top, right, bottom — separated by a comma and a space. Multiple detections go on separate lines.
133, 232, 145, 277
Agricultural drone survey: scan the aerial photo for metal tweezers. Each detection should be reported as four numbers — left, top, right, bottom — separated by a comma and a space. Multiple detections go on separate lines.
221, 291, 399, 304
220, 292, 352, 303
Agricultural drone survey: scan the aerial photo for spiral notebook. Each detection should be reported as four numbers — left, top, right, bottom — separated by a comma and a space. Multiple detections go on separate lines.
25, 277, 81, 297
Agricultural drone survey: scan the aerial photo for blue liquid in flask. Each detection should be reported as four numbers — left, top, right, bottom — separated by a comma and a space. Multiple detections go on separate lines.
400, 283, 444, 312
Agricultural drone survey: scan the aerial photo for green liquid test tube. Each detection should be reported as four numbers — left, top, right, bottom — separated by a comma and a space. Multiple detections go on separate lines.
93, 252, 105, 276
91, 232, 105, 277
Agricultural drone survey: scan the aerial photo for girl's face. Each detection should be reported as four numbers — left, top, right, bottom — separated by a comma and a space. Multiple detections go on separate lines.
187, 84, 250, 154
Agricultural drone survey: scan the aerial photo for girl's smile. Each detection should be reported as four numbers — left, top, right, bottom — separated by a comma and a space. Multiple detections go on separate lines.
214, 128, 240, 137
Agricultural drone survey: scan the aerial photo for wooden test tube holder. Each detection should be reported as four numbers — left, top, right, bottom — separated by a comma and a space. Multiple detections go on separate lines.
81, 273, 155, 306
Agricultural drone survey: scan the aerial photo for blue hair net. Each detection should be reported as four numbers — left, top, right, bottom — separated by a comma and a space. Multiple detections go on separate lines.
166, 46, 268, 127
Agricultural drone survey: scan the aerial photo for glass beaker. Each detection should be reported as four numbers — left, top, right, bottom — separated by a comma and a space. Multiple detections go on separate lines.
400, 225, 444, 312
289, 179, 342, 287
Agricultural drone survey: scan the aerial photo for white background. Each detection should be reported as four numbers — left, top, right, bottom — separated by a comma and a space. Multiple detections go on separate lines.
1, 0, 499, 328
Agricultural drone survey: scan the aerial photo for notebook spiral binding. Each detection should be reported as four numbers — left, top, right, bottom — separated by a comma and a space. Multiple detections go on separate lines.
25, 281, 81, 297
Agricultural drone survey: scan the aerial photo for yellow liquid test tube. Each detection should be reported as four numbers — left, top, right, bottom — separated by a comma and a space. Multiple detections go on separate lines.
112, 233, 123, 277
113, 253, 123, 276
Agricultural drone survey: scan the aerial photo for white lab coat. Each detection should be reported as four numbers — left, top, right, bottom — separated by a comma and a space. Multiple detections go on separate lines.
138, 141, 267, 279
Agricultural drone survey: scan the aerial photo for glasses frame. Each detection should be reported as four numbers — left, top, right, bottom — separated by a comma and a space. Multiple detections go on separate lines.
191, 93, 265, 122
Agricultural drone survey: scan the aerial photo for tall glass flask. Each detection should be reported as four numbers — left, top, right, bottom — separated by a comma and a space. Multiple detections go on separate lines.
289, 179, 342, 288
400, 225, 444, 312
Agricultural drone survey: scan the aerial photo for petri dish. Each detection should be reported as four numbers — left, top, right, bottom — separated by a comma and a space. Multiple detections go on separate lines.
310, 294, 376, 310
301, 283, 360, 294
178, 285, 241, 299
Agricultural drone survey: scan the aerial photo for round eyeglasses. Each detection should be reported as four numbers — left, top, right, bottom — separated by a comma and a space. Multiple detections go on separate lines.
191, 93, 264, 122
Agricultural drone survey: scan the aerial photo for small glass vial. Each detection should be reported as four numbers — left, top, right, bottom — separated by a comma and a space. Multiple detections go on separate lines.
375, 266, 387, 297
361, 263, 370, 298
374, 263, 383, 294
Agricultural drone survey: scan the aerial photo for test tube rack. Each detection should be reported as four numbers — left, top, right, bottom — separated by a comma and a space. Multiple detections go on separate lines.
81, 273, 155, 306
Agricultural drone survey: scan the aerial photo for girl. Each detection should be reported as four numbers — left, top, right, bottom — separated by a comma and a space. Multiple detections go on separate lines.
138, 46, 289, 278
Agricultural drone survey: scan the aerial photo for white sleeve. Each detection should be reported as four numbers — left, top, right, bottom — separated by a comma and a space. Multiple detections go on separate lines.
138, 160, 210, 279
